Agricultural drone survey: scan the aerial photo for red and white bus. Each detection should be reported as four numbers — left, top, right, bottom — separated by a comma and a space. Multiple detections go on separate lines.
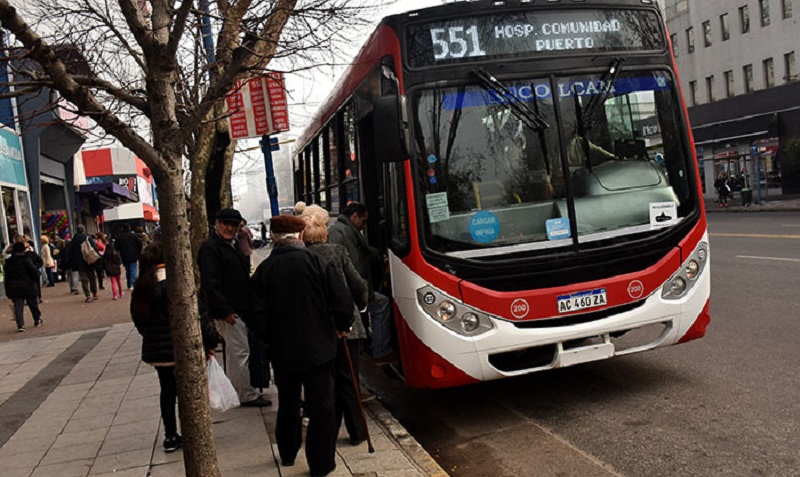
293, 0, 710, 389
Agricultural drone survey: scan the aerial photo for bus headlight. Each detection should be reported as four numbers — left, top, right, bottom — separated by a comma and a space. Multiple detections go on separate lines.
670, 277, 687, 294
438, 301, 456, 321
685, 260, 700, 280
461, 313, 480, 333
662, 241, 709, 300
417, 287, 494, 336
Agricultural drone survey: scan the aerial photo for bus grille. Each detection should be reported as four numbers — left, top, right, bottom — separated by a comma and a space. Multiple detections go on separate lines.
510, 300, 646, 329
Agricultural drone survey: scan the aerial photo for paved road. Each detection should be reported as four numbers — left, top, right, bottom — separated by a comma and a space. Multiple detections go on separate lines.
365, 211, 800, 477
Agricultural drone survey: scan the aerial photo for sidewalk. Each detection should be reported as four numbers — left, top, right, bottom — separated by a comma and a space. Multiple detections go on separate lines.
704, 194, 800, 213
0, 298, 448, 476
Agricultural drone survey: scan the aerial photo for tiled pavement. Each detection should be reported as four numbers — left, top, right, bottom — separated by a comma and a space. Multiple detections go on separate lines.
0, 323, 448, 477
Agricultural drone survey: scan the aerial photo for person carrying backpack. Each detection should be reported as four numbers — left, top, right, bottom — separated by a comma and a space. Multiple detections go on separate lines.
63, 225, 101, 303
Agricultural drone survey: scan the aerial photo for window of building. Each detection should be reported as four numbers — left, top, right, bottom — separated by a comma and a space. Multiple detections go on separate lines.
706, 75, 716, 102
686, 27, 695, 53
740, 5, 751, 33
763, 57, 775, 87
724, 70, 735, 97
703, 21, 712, 47
670, 33, 678, 56
785, 51, 797, 82
744, 64, 755, 92
784, 0, 794, 19
759, 0, 771, 26
720, 13, 730, 40
689, 80, 698, 106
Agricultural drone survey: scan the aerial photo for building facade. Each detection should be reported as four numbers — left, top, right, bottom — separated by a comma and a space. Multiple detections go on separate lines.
664, 0, 800, 196
81, 147, 160, 236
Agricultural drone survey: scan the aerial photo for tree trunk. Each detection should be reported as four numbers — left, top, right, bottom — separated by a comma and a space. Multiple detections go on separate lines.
190, 116, 215, 285
155, 160, 221, 477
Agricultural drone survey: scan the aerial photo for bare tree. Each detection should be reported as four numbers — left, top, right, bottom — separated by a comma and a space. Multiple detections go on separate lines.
0, 1, 380, 475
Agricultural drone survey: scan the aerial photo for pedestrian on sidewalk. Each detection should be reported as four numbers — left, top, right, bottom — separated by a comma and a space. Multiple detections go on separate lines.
94, 232, 108, 290
249, 215, 355, 477
63, 225, 100, 303
116, 224, 142, 289
131, 241, 221, 453
198, 208, 270, 407
24, 238, 44, 303
238, 219, 254, 269
4, 242, 43, 332
715, 172, 731, 208
301, 205, 371, 445
40, 235, 56, 287
104, 240, 124, 300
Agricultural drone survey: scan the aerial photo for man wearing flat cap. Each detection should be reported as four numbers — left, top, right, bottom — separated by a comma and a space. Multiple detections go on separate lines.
198, 208, 270, 407
249, 215, 354, 477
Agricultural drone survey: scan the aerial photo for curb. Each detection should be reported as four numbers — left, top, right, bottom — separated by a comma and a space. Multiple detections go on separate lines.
366, 401, 450, 477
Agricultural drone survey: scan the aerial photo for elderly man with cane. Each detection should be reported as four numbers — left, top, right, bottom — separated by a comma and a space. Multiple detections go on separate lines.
248, 215, 355, 477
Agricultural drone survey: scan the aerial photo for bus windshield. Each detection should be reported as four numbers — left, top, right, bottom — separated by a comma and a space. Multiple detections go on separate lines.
412, 69, 694, 256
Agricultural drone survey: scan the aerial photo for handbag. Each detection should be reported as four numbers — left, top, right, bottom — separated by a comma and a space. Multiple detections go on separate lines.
81, 239, 101, 265
207, 357, 240, 412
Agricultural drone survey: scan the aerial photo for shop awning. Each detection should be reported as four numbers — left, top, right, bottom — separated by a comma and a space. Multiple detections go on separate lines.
693, 114, 777, 146
77, 182, 136, 209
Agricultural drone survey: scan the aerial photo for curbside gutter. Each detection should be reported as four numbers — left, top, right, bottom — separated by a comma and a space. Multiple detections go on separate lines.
366, 401, 450, 477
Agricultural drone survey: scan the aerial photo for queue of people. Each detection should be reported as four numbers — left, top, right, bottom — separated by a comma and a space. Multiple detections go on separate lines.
4, 203, 394, 476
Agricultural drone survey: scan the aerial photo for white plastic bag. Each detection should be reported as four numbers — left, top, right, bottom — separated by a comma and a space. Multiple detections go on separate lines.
207, 357, 240, 412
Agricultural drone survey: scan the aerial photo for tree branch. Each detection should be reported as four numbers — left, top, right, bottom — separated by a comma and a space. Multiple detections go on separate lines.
0, 0, 168, 173
167, 0, 194, 58
117, 0, 154, 51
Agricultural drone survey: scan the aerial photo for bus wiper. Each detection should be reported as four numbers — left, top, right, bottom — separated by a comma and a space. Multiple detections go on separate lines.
472, 68, 550, 132
572, 85, 593, 173
581, 57, 625, 129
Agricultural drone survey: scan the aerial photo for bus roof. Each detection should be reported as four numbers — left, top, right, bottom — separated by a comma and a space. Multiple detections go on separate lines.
294, 0, 662, 153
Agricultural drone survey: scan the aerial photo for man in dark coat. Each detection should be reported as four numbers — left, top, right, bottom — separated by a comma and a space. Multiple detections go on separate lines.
198, 208, 267, 406
328, 201, 395, 364
63, 225, 101, 302
115, 224, 142, 289
249, 215, 354, 477
4, 242, 43, 331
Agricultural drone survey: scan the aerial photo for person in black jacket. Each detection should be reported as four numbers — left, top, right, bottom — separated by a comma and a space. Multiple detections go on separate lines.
131, 241, 220, 453
115, 224, 142, 289
63, 225, 100, 303
198, 208, 268, 406
249, 215, 355, 477
4, 242, 43, 332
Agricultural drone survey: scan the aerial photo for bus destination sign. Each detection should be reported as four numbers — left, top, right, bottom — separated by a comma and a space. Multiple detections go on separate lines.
407, 9, 663, 67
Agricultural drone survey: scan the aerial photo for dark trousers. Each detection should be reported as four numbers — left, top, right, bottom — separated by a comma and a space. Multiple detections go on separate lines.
275, 360, 336, 476
335, 339, 366, 442
79, 268, 98, 297
13, 297, 41, 329
155, 366, 178, 438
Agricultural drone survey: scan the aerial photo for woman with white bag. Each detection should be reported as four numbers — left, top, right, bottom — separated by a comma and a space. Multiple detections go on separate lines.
131, 241, 221, 453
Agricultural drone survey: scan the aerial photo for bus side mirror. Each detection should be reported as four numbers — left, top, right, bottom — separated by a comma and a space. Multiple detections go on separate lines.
374, 95, 410, 163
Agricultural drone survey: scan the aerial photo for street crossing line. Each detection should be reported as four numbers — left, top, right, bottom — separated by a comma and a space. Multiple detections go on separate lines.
736, 255, 800, 263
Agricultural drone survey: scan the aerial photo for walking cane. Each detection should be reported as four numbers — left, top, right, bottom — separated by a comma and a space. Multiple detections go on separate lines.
342, 337, 375, 453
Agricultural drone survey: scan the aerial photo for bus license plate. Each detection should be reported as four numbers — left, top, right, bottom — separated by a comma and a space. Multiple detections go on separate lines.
557, 288, 607, 314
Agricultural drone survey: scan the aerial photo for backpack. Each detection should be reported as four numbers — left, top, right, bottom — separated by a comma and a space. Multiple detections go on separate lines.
81, 239, 101, 265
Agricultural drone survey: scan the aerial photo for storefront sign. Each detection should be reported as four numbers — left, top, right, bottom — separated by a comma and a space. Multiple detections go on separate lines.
0, 127, 26, 186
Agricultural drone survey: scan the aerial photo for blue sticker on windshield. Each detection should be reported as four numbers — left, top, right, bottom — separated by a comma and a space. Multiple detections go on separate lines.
546, 218, 571, 241
442, 76, 670, 110
469, 211, 500, 243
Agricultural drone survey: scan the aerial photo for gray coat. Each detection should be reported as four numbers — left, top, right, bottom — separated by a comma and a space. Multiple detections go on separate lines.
306, 242, 369, 339
328, 215, 379, 295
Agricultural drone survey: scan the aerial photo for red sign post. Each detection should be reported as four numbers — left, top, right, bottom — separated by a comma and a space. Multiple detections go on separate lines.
225, 73, 289, 139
